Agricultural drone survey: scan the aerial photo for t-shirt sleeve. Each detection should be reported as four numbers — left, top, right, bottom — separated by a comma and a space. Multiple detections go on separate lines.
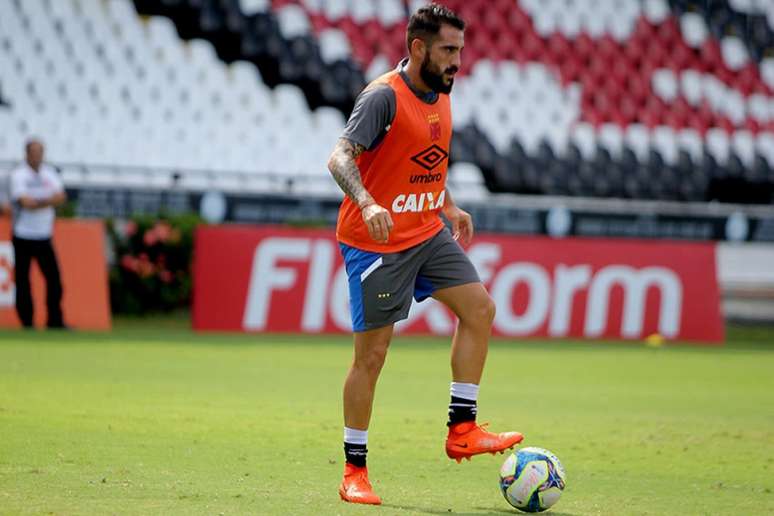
9, 170, 26, 200
340, 84, 396, 150
47, 167, 64, 193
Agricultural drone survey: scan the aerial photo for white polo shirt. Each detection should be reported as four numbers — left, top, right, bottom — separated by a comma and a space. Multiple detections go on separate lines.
9, 163, 64, 240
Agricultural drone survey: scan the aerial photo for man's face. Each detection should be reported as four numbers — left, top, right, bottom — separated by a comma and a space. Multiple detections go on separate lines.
26, 142, 44, 169
419, 24, 464, 94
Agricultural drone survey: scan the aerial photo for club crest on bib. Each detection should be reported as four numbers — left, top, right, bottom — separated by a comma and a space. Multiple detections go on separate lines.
428, 112, 441, 141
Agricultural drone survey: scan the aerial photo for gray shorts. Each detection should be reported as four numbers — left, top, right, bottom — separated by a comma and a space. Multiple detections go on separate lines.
339, 228, 481, 332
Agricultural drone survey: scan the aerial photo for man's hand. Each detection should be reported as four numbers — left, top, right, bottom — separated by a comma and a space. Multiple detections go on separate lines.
19, 196, 41, 209
443, 204, 474, 245
361, 202, 394, 244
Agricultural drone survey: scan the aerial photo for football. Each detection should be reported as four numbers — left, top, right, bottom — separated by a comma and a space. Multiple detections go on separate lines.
499, 447, 566, 512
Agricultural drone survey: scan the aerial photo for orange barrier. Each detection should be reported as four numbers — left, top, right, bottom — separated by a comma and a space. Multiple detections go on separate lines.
0, 218, 111, 330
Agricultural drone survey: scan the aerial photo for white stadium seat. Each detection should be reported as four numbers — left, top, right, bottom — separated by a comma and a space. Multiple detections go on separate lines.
1, 0, 772, 201
677, 129, 704, 162
322, 0, 348, 23
240, 0, 271, 16
0, 0, 340, 191
571, 123, 597, 160
276, 4, 311, 39
624, 124, 652, 162
706, 128, 731, 163
652, 69, 679, 102
642, 0, 670, 24
680, 13, 709, 48
652, 126, 679, 165
378, 0, 404, 26
319, 29, 352, 64
732, 130, 756, 167
447, 162, 490, 201
598, 124, 624, 158
720, 36, 750, 72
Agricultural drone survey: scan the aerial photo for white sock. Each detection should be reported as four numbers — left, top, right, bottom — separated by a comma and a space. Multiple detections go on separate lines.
343, 427, 368, 445
450, 382, 479, 401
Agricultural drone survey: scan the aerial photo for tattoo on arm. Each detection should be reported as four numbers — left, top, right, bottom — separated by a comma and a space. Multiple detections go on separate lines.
327, 139, 374, 208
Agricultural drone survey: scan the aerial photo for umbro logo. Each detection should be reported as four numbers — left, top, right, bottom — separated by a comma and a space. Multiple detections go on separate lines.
410, 145, 448, 172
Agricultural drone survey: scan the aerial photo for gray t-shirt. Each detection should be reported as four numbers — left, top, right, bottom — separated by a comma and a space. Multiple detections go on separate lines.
341, 60, 439, 151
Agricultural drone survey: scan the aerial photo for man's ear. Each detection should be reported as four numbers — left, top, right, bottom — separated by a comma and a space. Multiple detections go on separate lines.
409, 37, 426, 59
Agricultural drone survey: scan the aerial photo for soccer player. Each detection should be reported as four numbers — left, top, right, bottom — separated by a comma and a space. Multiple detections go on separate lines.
327, 4, 523, 505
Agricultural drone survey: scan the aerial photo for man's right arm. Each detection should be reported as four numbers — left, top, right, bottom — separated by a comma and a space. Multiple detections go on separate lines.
9, 171, 34, 209
327, 84, 396, 244
327, 138, 375, 209
327, 138, 393, 243
327, 83, 395, 207
20, 192, 65, 209
11, 169, 66, 210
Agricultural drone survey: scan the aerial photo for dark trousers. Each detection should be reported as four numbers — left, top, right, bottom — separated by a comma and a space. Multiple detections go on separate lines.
12, 236, 64, 328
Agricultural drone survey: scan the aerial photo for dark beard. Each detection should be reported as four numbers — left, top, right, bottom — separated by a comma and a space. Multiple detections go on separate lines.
420, 53, 457, 94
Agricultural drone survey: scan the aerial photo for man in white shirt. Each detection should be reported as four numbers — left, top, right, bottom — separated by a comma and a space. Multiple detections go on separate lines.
9, 139, 67, 328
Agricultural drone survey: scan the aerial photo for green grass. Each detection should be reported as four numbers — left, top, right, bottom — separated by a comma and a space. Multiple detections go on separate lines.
1, 321, 773, 515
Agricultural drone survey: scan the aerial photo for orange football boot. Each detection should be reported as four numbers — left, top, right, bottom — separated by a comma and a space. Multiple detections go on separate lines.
445, 421, 524, 463
338, 463, 382, 505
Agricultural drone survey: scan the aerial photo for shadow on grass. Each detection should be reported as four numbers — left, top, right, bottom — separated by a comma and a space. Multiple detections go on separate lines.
382, 503, 579, 515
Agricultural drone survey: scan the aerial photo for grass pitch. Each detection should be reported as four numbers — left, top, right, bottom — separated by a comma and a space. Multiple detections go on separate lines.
1, 321, 773, 515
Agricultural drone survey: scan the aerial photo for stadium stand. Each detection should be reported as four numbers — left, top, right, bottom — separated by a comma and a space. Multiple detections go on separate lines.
0, 0, 773, 203
0, 0, 345, 194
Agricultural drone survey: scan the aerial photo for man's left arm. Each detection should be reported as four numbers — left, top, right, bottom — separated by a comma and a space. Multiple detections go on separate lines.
44, 191, 66, 208
442, 187, 473, 245
23, 189, 66, 209
12, 169, 67, 209
44, 170, 67, 208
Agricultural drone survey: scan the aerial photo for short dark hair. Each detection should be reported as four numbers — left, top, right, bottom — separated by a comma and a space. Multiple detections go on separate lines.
406, 3, 465, 52
25, 138, 43, 152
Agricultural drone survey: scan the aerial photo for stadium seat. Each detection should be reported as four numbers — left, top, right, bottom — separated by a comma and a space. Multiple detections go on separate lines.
680, 12, 709, 48
1, 0, 772, 202
0, 0, 355, 194
240, 0, 270, 15
447, 162, 490, 201
721, 36, 751, 71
